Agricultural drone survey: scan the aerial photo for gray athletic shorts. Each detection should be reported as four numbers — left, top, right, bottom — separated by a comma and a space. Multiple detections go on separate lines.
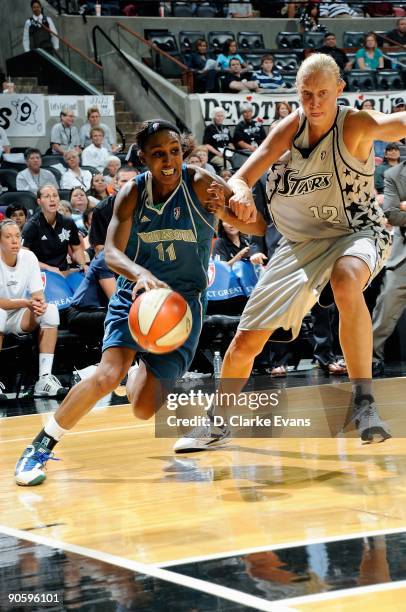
239, 229, 391, 340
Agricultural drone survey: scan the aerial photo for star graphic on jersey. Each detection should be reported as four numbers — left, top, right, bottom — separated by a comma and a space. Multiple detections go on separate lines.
58, 228, 71, 242
344, 183, 354, 196
344, 169, 351, 177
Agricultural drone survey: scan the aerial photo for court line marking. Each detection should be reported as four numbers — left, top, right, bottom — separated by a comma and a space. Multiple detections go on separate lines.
158, 525, 406, 568
279, 578, 406, 606
0, 525, 294, 612
0, 422, 154, 444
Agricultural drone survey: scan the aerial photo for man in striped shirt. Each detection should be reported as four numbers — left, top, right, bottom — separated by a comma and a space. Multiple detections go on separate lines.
253, 55, 287, 92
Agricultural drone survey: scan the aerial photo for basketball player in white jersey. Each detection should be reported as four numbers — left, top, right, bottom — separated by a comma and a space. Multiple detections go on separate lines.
176, 53, 406, 451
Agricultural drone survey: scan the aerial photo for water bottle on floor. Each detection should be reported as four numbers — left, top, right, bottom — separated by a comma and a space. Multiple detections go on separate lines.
213, 351, 222, 379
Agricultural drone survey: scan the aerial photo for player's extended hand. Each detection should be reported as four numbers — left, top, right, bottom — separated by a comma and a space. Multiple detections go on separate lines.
205, 181, 225, 214
228, 191, 257, 223
250, 252, 267, 265
132, 272, 169, 300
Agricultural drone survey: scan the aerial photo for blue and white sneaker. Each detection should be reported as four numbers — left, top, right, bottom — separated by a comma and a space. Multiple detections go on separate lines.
15, 443, 59, 486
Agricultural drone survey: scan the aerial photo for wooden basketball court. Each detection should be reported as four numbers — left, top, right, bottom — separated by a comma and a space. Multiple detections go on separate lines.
1, 376, 405, 610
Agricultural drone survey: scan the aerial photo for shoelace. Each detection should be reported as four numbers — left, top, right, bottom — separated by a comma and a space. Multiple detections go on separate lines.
0, 381, 5, 391
29, 449, 60, 468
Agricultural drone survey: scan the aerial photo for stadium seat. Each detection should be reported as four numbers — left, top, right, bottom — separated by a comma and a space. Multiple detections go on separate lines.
179, 31, 206, 53
273, 53, 299, 72
196, 4, 217, 17
42, 154, 65, 167
208, 31, 235, 53
10, 147, 28, 154
346, 69, 377, 91
375, 69, 403, 90
283, 72, 298, 88
0, 191, 38, 214
0, 169, 18, 191
58, 189, 72, 201
237, 32, 265, 52
245, 53, 263, 71
276, 32, 303, 50
146, 32, 179, 54
387, 52, 406, 70
303, 31, 325, 49
343, 32, 365, 48
80, 165, 100, 175
46, 166, 62, 185
172, 3, 194, 17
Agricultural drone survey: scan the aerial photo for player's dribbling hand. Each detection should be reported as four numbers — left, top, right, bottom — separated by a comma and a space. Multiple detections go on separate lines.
132, 272, 169, 300
206, 181, 225, 214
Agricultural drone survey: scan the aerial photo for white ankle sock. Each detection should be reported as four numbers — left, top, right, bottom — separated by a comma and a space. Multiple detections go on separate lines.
39, 353, 54, 378
44, 415, 69, 441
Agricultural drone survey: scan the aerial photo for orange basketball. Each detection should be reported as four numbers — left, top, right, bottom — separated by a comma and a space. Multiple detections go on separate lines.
128, 288, 192, 354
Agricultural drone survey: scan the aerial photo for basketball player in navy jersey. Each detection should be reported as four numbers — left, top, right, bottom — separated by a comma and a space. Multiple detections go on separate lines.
15, 120, 267, 486
176, 53, 406, 452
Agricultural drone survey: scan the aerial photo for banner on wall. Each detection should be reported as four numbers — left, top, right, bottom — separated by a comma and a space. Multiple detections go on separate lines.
0, 94, 45, 136
84, 96, 115, 117
198, 90, 406, 125
48, 96, 79, 117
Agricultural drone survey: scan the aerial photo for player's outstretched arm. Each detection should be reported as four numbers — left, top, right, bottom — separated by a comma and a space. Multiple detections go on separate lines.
228, 110, 299, 223
345, 109, 406, 159
206, 181, 267, 236
105, 180, 168, 293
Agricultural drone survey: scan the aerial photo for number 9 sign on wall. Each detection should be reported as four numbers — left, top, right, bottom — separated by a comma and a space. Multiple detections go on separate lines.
0, 94, 45, 137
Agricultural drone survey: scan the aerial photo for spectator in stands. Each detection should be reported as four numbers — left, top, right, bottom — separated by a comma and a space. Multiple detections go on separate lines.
82, 127, 109, 172
272, 101, 292, 124
355, 33, 384, 71
318, 32, 352, 76
79, 106, 118, 152
319, 1, 359, 18
385, 17, 406, 46
0, 219, 66, 398
213, 220, 250, 265
374, 143, 401, 194
372, 160, 406, 376
188, 39, 218, 94
216, 39, 246, 71
187, 153, 203, 166
203, 107, 234, 172
23, 0, 59, 54
22, 184, 87, 276
70, 187, 91, 215
16, 148, 58, 194
223, 58, 260, 93
392, 97, 406, 113
58, 201, 72, 217
253, 55, 287, 92
104, 155, 121, 193
60, 149, 92, 191
234, 103, 267, 151
88, 174, 109, 205
0, 126, 10, 157
88, 166, 138, 254
66, 251, 116, 340
299, 2, 324, 33
5, 204, 28, 231
228, 0, 254, 18
50, 108, 81, 156
193, 146, 216, 174
360, 99, 375, 110
220, 168, 233, 181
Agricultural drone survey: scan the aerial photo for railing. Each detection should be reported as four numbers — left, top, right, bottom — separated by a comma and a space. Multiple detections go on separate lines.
37, 21, 105, 89
92, 25, 189, 131
116, 22, 194, 93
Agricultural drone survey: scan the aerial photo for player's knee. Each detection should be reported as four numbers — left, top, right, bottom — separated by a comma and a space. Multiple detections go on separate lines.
93, 367, 122, 395
331, 260, 365, 307
228, 330, 265, 362
132, 401, 155, 420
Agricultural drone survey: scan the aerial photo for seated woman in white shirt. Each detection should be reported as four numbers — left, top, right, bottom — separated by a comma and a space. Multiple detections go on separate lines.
0, 219, 66, 398
61, 149, 92, 191
81, 127, 109, 173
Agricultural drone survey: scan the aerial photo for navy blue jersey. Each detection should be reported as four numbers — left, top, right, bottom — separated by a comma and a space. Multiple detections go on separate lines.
117, 165, 215, 298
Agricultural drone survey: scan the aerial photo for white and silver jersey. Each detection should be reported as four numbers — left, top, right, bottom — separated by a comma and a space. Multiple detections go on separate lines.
266, 106, 388, 244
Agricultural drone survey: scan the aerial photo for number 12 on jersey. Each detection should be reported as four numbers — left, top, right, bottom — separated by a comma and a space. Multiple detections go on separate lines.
309, 205, 340, 223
